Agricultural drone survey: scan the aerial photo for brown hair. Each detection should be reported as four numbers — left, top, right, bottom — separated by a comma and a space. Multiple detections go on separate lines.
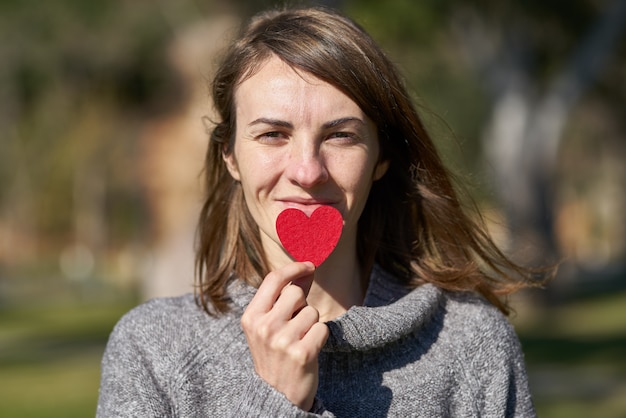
196, 6, 541, 315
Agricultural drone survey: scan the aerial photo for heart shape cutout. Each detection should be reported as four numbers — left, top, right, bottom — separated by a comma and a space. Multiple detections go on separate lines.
276, 206, 343, 267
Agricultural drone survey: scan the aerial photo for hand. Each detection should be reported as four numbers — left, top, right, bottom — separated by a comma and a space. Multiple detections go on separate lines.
241, 262, 329, 411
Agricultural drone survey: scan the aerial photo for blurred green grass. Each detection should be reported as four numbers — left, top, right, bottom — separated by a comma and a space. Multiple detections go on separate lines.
514, 288, 626, 417
0, 300, 135, 417
1, 287, 625, 417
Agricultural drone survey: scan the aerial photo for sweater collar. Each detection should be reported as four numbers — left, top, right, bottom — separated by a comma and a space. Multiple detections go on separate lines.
323, 265, 443, 352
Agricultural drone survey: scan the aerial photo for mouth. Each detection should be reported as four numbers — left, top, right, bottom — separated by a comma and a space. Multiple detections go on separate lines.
277, 198, 338, 216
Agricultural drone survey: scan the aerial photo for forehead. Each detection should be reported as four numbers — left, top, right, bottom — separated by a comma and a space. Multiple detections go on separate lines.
237, 54, 325, 89
234, 56, 364, 121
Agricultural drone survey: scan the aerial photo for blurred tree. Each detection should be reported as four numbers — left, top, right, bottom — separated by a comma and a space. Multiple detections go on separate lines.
345, 0, 626, 280
452, 0, 626, 274
0, 0, 194, 272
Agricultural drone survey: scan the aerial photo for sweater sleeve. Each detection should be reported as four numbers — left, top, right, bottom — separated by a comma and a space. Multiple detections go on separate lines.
449, 297, 536, 418
474, 323, 535, 417
230, 373, 336, 417
96, 312, 173, 417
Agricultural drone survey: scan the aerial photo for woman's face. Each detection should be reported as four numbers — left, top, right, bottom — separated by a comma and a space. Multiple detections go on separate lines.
224, 56, 388, 266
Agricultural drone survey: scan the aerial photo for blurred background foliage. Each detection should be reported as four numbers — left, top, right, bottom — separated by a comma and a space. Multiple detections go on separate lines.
0, 0, 625, 416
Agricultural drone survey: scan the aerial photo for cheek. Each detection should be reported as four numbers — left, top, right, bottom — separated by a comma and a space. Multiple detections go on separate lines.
236, 147, 285, 190
329, 153, 377, 195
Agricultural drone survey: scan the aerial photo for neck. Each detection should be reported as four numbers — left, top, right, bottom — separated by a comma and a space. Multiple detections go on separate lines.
307, 251, 366, 322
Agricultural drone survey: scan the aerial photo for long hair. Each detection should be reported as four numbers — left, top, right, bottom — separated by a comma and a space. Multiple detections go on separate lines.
196, 7, 542, 315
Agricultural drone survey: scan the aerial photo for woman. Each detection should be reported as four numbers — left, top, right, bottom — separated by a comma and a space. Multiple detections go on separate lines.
98, 6, 541, 417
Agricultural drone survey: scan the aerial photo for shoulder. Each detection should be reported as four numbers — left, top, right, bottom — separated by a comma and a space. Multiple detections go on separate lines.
111, 294, 202, 337
444, 292, 516, 337
106, 293, 242, 356
440, 291, 523, 359
433, 291, 530, 389
438, 292, 534, 415
103, 293, 248, 376
98, 293, 254, 416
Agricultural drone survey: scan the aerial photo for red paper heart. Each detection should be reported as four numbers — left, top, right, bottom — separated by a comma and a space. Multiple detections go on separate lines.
276, 206, 343, 267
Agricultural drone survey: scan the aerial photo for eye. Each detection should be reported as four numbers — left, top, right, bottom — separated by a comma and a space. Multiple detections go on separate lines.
326, 131, 359, 145
257, 131, 288, 145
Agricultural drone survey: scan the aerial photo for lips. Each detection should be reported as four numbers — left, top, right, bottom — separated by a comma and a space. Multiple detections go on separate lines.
277, 197, 339, 216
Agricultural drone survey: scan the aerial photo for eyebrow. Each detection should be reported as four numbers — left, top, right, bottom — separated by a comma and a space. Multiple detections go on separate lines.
248, 116, 364, 129
248, 118, 293, 129
322, 117, 365, 129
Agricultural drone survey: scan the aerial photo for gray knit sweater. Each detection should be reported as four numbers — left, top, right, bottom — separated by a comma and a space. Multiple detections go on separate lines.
97, 265, 536, 417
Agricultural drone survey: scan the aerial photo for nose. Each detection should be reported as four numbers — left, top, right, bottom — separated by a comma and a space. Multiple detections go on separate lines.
284, 140, 329, 188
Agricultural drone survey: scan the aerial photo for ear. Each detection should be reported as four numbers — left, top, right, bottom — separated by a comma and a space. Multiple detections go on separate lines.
222, 149, 241, 181
373, 159, 389, 181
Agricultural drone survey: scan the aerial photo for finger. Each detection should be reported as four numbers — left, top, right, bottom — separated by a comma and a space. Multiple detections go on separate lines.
246, 262, 315, 314
285, 305, 321, 339
300, 321, 329, 353
284, 321, 328, 365
289, 269, 315, 298
269, 283, 308, 321
272, 311, 327, 360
